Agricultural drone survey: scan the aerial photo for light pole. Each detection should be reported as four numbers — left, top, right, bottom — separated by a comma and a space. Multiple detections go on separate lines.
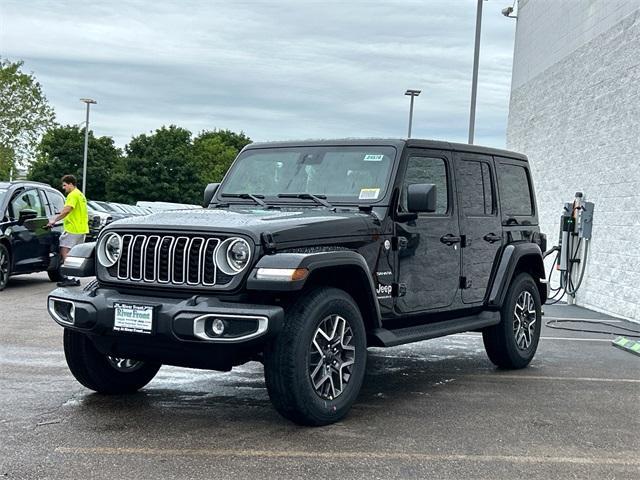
80, 98, 97, 195
468, 0, 487, 145
404, 89, 421, 138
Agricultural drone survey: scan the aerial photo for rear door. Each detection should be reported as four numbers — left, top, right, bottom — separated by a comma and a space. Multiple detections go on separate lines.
453, 153, 502, 304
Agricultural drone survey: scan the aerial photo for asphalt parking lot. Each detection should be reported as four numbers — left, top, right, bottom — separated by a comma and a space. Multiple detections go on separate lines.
1, 272, 639, 479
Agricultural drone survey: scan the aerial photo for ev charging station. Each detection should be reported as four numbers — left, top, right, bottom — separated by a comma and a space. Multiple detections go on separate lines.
545, 192, 595, 305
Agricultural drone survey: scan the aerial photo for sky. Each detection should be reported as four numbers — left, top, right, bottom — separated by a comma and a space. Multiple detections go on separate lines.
0, 0, 518, 149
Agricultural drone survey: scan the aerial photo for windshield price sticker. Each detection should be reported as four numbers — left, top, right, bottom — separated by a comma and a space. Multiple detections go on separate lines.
113, 303, 154, 334
359, 188, 380, 200
363, 154, 385, 162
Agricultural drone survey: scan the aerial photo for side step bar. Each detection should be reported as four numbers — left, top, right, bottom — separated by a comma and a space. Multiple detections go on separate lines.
369, 311, 500, 347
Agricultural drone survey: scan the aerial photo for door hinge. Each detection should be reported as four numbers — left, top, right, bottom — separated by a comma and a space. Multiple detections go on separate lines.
459, 276, 472, 289
392, 236, 408, 251
392, 282, 407, 297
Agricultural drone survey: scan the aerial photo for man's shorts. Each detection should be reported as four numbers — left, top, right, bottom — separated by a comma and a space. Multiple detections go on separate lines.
59, 232, 86, 249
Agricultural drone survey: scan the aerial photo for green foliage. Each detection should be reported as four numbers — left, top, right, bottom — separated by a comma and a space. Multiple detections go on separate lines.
107, 126, 201, 204
0, 145, 16, 180
192, 129, 252, 195
27, 125, 121, 200
0, 58, 56, 167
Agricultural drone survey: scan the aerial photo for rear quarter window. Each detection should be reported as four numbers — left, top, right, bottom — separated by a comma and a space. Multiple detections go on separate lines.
496, 162, 533, 217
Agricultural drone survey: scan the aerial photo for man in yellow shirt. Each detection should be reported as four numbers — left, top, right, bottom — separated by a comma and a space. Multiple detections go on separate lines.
46, 174, 89, 286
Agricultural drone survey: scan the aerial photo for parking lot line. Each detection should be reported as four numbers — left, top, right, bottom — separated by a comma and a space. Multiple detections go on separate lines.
454, 333, 612, 342
543, 317, 623, 323
54, 447, 639, 466
471, 374, 640, 383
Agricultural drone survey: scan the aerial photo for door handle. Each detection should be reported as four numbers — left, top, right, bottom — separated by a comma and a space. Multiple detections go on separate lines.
440, 234, 461, 246
483, 233, 502, 243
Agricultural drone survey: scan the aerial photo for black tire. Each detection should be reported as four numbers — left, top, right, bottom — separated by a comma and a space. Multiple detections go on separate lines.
483, 273, 542, 369
47, 268, 64, 282
63, 329, 161, 394
264, 287, 367, 426
0, 244, 10, 291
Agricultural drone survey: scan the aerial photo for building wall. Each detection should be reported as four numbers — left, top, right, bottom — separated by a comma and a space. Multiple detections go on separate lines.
507, 1, 640, 321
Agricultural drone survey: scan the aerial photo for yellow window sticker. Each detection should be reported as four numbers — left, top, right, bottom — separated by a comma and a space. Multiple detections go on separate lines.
359, 188, 380, 200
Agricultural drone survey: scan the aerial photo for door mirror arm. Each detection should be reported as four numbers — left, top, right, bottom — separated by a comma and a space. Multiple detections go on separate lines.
17, 209, 38, 226
394, 211, 418, 223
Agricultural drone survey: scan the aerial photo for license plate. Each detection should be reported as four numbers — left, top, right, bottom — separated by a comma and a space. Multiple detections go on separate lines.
113, 303, 154, 335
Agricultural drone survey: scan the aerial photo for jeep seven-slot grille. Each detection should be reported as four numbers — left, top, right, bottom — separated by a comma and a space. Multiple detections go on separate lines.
107, 233, 233, 287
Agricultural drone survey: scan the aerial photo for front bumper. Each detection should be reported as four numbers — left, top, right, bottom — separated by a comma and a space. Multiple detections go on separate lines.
47, 286, 284, 370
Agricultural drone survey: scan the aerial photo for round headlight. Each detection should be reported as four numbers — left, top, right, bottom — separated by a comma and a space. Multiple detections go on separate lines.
215, 237, 251, 275
227, 239, 250, 272
98, 232, 122, 267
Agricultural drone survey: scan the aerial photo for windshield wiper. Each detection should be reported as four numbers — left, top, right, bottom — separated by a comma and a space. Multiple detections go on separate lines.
221, 193, 268, 207
277, 193, 334, 209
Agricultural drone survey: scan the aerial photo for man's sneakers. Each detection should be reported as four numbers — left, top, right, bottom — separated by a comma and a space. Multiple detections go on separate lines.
57, 277, 81, 287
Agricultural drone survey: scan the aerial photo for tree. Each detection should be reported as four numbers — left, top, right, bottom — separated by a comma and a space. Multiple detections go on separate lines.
0, 58, 56, 169
107, 126, 201, 204
192, 129, 252, 187
0, 145, 15, 181
27, 125, 121, 200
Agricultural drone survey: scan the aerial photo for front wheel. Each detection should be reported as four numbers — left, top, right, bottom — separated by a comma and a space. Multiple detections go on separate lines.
482, 273, 542, 369
63, 329, 161, 394
264, 287, 367, 426
47, 268, 64, 282
0, 244, 10, 291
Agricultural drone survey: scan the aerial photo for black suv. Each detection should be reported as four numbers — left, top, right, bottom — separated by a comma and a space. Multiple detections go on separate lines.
0, 181, 66, 290
48, 139, 547, 425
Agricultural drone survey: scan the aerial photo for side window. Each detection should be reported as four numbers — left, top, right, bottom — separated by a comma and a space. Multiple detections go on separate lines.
497, 163, 533, 216
10, 189, 46, 218
45, 190, 65, 214
457, 159, 494, 216
402, 156, 448, 215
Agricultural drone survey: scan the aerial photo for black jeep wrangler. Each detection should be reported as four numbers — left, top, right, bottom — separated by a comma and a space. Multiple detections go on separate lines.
48, 139, 547, 426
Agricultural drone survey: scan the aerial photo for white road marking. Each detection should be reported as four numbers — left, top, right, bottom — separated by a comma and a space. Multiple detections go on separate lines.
544, 316, 623, 323
54, 447, 640, 466
453, 333, 613, 342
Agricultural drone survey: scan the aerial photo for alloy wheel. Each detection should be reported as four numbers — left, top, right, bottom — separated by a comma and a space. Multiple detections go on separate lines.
308, 314, 356, 400
107, 356, 144, 372
513, 291, 537, 350
0, 248, 9, 288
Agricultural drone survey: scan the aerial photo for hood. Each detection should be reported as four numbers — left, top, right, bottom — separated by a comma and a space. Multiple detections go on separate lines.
104, 207, 378, 244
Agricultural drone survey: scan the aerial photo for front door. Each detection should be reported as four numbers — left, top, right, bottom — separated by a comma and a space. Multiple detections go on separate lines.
395, 149, 461, 314
8, 189, 50, 272
453, 153, 503, 304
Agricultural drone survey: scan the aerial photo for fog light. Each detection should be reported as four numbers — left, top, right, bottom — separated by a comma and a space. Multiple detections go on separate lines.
211, 318, 225, 336
48, 298, 75, 326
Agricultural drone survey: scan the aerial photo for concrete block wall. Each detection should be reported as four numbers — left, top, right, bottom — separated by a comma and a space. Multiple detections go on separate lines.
507, 2, 640, 321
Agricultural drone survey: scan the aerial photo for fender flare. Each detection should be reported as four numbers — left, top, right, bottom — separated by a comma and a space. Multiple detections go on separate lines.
246, 250, 382, 326
487, 243, 547, 307
61, 241, 96, 277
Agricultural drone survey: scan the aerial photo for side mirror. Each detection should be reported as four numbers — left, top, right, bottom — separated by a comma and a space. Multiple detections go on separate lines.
18, 209, 38, 225
407, 184, 437, 213
203, 183, 220, 207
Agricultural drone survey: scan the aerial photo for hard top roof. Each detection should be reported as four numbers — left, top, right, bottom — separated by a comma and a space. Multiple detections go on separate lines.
0, 180, 59, 190
244, 138, 527, 161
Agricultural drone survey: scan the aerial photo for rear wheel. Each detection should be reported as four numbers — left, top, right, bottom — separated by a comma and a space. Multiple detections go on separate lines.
483, 273, 541, 369
264, 287, 367, 426
63, 329, 161, 394
0, 244, 10, 291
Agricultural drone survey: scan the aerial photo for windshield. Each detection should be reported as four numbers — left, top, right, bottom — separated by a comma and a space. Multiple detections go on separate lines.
88, 201, 108, 213
0, 189, 6, 207
219, 146, 396, 204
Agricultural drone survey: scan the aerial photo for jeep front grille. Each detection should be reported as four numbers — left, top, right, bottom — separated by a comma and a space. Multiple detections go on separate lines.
106, 233, 233, 287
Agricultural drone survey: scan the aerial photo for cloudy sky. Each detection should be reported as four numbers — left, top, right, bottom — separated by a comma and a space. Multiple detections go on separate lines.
1, 0, 518, 149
